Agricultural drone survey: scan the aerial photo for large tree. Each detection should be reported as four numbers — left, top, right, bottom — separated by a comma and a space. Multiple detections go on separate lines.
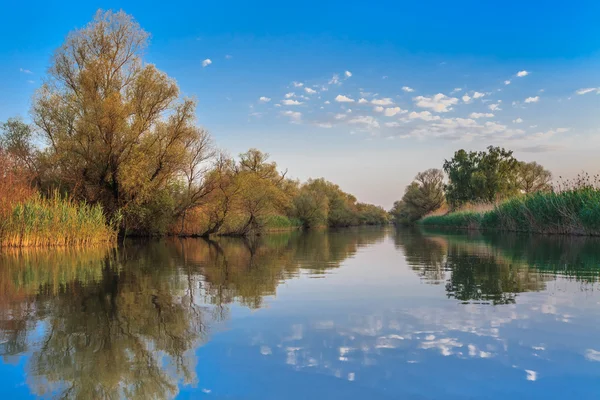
443, 146, 519, 208
32, 10, 213, 221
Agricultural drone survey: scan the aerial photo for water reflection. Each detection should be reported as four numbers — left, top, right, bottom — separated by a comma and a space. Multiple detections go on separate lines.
0, 228, 386, 399
394, 228, 600, 304
1, 227, 600, 399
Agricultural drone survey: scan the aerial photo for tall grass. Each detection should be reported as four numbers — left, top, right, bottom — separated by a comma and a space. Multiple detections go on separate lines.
0, 192, 117, 247
421, 186, 600, 236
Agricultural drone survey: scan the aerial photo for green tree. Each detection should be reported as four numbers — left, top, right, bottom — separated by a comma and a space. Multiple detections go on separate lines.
443, 146, 519, 208
390, 169, 445, 224
0, 118, 38, 178
516, 161, 552, 193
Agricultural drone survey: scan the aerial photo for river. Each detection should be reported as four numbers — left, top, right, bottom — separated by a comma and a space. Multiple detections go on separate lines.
0, 227, 599, 399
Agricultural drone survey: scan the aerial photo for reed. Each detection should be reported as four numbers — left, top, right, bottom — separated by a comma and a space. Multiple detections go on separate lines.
0, 192, 118, 247
421, 186, 600, 236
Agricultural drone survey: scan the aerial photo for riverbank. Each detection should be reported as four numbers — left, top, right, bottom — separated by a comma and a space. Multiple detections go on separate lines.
420, 188, 600, 236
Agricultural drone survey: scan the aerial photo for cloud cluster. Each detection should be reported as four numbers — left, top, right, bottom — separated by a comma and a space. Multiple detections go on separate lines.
414, 94, 459, 112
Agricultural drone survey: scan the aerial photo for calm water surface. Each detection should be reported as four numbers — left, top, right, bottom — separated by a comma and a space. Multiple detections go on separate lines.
1, 227, 600, 399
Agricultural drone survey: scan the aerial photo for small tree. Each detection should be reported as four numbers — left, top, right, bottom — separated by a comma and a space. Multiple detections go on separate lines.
516, 161, 552, 193
391, 169, 445, 224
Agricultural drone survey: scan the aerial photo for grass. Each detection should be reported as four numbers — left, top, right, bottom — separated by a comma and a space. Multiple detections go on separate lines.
261, 214, 303, 231
421, 187, 600, 236
0, 192, 118, 247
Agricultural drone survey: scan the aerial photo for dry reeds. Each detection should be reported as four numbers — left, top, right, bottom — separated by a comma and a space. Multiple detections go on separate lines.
0, 192, 117, 248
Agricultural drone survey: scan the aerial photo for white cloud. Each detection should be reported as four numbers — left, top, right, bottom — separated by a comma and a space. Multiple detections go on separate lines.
348, 116, 380, 129
469, 112, 494, 119
488, 103, 502, 111
517, 70, 530, 77
408, 111, 440, 121
358, 98, 368, 104
473, 92, 485, 99
374, 106, 384, 113
384, 107, 406, 117
282, 99, 303, 106
525, 370, 537, 381
19, 68, 32, 74
329, 74, 341, 85
345, 70, 352, 78
305, 87, 317, 94
259, 96, 271, 103
504, 80, 511, 85
402, 86, 415, 93
414, 93, 459, 112
371, 98, 394, 106
285, 92, 295, 98
334, 113, 347, 120
335, 94, 355, 103
576, 87, 600, 95
225, 54, 233, 59
462, 95, 472, 104
317, 123, 333, 128
27, 80, 34, 84
531, 128, 569, 139
451, 87, 462, 93
524, 96, 539, 103
409, 117, 525, 141
513, 117, 523, 123
202, 59, 212, 67
292, 81, 304, 87
324, 100, 331, 104
585, 349, 600, 362
385, 121, 404, 127
281, 110, 302, 121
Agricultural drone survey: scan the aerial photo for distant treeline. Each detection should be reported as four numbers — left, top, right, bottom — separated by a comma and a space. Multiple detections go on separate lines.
390, 145, 600, 236
0, 11, 388, 247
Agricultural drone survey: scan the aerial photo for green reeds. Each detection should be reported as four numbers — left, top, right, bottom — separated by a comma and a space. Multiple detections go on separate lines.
421, 187, 600, 236
0, 192, 117, 247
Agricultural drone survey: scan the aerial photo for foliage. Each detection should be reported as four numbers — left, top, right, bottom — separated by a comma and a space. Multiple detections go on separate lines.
421, 184, 600, 236
390, 169, 445, 224
0, 149, 35, 218
292, 178, 388, 228
516, 161, 552, 194
443, 146, 519, 208
0, 10, 398, 240
31, 10, 215, 231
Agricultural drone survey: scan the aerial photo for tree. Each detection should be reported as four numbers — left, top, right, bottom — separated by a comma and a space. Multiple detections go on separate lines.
516, 161, 552, 193
390, 169, 445, 224
443, 146, 519, 208
31, 10, 213, 228
0, 118, 38, 178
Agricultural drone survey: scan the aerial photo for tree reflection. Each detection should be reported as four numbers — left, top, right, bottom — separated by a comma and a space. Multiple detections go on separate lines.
0, 227, 386, 399
394, 228, 558, 304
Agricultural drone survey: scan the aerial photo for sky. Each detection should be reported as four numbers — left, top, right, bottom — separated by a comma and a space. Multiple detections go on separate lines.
1, 0, 600, 209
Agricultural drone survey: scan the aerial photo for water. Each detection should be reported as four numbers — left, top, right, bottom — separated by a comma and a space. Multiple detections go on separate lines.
1, 227, 600, 399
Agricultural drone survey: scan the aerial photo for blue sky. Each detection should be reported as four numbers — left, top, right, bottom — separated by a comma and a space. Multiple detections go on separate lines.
1, 1, 600, 208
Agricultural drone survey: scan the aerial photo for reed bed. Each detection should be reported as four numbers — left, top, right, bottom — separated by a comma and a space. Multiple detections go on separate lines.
421, 187, 600, 236
0, 193, 117, 247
